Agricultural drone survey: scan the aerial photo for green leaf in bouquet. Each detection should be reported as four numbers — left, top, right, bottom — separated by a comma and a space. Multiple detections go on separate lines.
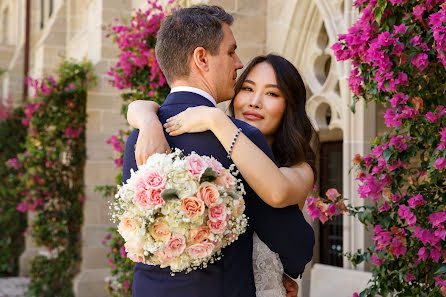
199, 167, 218, 183
224, 191, 240, 200
161, 189, 179, 201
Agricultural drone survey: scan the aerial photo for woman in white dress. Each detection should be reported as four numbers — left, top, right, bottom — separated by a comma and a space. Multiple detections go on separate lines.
127, 54, 319, 297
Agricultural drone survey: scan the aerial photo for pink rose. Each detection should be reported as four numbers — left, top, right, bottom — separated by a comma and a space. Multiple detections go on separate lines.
208, 204, 227, 222
149, 220, 171, 242
163, 233, 186, 258
136, 169, 167, 191
181, 196, 205, 219
156, 249, 176, 266
198, 182, 221, 207
186, 154, 207, 179
127, 252, 144, 263
214, 170, 236, 189
208, 219, 227, 234
188, 225, 211, 244
119, 216, 140, 233
207, 157, 223, 174
125, 239, 144, 262
134, 189, 164, 210
186, 242, 215, 259
232, 199, 245, 218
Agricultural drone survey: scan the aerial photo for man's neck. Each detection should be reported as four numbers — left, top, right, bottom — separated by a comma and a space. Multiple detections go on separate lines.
170, 80, 219, 103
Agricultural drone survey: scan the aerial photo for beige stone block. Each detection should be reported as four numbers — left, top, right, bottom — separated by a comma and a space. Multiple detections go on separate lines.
81, 246, 110, 269
266, 23, 288, 53
102, 7, 131, 25
81, 225, 111, 247
89, 76, 120, 94
84, 161, 120, 185
232, 14, 266, 44
87, 92, 122, 111
103, 0, 130, 10
86, 110, 103, 132
92, 60, 117, 80
310, 264, 372, 297
86, 132, 117, 162
83, 188, 115, 226
87, 145, 115, 163
208, 0, 235, 11
102, 110, 128, 134
236, 0, 266, 15
73, 268, 109, 297
101, 44, 120, 60
234, 44, 265, 65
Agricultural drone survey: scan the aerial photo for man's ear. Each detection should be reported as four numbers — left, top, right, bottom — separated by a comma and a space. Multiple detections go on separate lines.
192, 47, 209, 73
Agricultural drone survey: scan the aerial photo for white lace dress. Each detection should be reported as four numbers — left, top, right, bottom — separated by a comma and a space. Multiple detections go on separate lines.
253, 232, 287, 297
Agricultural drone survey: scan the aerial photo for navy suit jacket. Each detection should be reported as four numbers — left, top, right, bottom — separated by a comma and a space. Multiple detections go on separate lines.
122, 91, 315, 297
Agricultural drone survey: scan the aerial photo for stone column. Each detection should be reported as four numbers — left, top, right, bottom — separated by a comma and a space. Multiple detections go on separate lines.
72, 1, 130, 296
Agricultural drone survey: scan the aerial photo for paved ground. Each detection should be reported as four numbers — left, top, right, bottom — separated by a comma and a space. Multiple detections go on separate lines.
0, 278, 29, 297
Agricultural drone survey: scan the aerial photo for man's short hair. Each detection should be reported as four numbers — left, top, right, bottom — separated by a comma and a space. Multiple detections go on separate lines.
155, 5, 233, 84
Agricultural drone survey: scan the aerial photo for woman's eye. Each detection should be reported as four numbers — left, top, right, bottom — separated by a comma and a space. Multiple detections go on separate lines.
242, 87, 253, 91
267, 92, 279, 97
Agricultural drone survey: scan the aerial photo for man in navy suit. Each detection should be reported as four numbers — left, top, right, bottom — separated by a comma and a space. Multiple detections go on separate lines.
122, 5, 315, 297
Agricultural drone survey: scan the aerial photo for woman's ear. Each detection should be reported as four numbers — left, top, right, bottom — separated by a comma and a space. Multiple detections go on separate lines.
192, 47, 209, 72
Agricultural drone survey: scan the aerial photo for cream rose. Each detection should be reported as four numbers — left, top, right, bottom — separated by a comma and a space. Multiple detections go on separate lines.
232, 199, 245, 218
198, 182, 221, 207
163, 233, 186, 258
125, 239, 144, 263
181, 196, 205, 219
186, 242, 214, 259
188, 225, 211, 244
149, 220, 171, 242
119, 216, 140, 234
214, 170, 236, 189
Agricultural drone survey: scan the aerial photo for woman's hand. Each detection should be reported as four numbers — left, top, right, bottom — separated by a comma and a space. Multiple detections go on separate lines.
282, 274, 299, 297
135, 119, 171, 166
164, 106, 222, 136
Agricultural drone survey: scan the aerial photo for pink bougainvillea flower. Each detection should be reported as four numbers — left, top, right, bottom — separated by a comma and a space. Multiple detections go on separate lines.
411, 53, 429, 72
429, 212, 446, 228
434, 157, 446, 170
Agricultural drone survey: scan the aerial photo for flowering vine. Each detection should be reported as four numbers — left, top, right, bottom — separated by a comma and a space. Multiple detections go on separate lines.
0, 98, 27, 276
12, 60, 96, 297
308, 1, 446, 296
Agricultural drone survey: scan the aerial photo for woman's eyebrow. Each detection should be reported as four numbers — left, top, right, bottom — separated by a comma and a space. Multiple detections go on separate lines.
265, 84, 279, 88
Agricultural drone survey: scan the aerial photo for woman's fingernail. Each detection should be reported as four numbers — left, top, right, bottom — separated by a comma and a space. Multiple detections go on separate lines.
166, 118, 171, 122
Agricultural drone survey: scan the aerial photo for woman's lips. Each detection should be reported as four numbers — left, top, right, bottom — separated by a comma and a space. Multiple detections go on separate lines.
242, 111, 264, 121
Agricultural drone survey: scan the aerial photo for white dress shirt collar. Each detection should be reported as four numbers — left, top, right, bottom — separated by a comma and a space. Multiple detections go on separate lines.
170, 86, 217, 107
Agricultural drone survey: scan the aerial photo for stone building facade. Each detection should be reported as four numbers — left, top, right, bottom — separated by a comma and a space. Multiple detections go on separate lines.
0, 0, 385, 296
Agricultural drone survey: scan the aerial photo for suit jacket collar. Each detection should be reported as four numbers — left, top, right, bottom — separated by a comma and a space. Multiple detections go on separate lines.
163, 91, 217, 108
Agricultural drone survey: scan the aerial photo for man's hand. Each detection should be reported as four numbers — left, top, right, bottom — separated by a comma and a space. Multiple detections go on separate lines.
135, 119, 171, 166
282, 273, 299, 297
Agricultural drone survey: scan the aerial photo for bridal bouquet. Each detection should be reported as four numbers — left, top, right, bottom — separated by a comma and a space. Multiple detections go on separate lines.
111, 149, 248, 273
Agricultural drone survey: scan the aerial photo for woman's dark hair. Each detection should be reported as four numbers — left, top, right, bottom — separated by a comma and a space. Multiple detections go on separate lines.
229, 54, 319, 178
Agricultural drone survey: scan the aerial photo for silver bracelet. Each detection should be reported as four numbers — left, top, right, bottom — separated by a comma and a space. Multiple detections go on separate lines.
227, 128, 242, 159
